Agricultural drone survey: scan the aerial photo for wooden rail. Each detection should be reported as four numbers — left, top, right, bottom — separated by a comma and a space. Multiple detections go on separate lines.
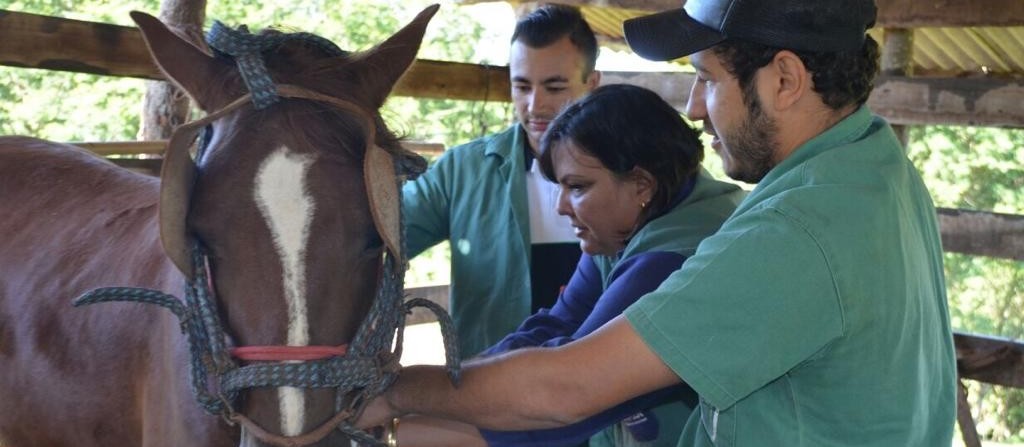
77, 141, 1024, 268
75, 140, 446, 157
938, 208, 1024, 261
5, 9, 1024, 127
956, 332, 1024, 388
79, 140, 446, 176
461, 0, 1024, 27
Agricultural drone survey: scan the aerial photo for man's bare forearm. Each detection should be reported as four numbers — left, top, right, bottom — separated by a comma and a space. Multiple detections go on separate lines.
382, 317, 681, 430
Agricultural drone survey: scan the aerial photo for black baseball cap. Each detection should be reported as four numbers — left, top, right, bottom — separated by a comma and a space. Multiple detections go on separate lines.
624, 0, 877, 61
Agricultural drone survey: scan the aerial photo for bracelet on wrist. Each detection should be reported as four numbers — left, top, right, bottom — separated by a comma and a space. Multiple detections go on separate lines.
384, 417, 399, 447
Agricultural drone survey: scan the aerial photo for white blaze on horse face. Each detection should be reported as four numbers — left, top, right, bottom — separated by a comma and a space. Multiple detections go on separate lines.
254, 146, 316, 437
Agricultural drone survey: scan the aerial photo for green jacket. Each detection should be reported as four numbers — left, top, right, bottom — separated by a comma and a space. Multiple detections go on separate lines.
403, 125, 535, 358
593, 169, 746, 287
591, 170, 745, 447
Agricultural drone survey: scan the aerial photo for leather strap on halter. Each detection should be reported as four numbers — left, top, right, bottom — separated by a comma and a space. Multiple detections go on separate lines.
77, 15, 457, 446
160, 84, 404, 278
160, 93, 253, 277
161, 84, 406, 369
151, 84, 460, 447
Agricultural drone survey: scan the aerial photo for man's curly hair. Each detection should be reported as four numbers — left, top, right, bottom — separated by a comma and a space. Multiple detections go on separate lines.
712, 36, 881, 110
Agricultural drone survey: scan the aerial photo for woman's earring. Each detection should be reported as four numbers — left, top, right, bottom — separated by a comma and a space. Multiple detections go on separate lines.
640, 201, 648, 209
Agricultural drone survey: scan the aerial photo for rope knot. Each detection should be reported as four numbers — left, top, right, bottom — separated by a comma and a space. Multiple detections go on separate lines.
205, 21, 348, 111
372, 351, 402, 394
207, 21, 280, 109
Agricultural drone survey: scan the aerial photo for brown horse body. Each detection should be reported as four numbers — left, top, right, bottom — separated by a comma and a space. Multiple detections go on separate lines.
0, 6, 437, 447
0, 138, 229, 446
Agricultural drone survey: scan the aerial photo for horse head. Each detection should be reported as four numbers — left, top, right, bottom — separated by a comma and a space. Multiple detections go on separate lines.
130, 6, 438, 446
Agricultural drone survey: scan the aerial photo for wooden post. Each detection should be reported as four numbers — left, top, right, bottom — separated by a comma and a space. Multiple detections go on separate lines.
957, 379, 983, 447
880, 28, 914, 147
139, 0, 207, 141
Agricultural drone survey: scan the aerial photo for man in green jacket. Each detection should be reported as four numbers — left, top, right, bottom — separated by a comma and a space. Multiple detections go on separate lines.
363, 0, 957, 445
403, 4, 600, 358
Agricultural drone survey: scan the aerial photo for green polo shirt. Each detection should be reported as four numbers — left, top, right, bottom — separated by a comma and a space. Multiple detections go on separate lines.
625, 107, 957, 446
403, 125, 534, 358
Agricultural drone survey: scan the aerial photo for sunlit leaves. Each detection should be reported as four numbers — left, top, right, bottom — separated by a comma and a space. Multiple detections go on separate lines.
908, 125, 1024, 442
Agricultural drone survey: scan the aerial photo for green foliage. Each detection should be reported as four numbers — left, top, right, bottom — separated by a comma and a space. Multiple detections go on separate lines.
0, 0, 511, 147
204, 0, 512, 147
909, 126, 1024, 213
0, 67, 145, 140
908, 125, 1024, 443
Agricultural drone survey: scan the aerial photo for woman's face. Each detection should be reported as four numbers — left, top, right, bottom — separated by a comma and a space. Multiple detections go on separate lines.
552, 140, 653, 256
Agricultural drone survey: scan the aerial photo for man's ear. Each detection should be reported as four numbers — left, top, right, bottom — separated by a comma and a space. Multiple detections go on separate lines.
770, 50, 810, 111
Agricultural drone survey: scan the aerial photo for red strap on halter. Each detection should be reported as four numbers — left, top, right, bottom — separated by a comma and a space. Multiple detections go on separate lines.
230, 344, 349, 361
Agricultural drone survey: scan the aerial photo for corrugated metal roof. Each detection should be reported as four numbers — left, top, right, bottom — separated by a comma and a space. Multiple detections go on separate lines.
579, 6, 1024, 78
908, 27, 1024, 75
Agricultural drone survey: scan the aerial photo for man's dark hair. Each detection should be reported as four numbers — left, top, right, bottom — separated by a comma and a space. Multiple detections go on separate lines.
511, 4, 599, 80
712, 36, 881, 110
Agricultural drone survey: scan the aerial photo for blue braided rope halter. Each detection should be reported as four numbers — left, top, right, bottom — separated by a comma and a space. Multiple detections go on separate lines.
205, 20, 348, 109
74, 20, 461, 447
76, 245, 238, 415
74, 151, 461, 447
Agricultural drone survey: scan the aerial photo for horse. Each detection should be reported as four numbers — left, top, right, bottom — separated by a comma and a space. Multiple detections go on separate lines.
0, 5, 446, 447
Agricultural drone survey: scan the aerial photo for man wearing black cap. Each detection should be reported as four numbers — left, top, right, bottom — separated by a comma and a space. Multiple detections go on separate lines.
358, 1, 957, 445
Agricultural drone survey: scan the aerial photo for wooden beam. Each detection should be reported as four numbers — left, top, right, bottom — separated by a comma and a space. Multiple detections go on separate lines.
462, 0, 1024, 27
603, 71, 1024, 128
109, 157, 162, 176
75, 141, 168, 156
459, 0, 678, 10
876, 0, 1024, 28
5, 10, 1024, 126
395, 60, 510, 102
601, 71, 693, 108
86, 146, 1024, 265
957, 379, 983, 447
0, 10, 158, 78
955, 332, 1024, 388
0, 10, 512, 102
937, 208, 1024, 261
75, 140, 446, 158
872, 75, 1024, 128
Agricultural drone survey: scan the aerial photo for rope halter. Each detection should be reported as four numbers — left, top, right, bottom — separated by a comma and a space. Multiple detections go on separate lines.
74, 21, 460, 447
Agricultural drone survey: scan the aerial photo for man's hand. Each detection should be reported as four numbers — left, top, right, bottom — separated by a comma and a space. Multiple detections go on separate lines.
353, 318, 679, 431
356, 395, 398, 430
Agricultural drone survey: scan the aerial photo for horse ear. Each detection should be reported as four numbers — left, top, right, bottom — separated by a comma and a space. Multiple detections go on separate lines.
131, 11, 236, 111
349, 4, 440, 108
